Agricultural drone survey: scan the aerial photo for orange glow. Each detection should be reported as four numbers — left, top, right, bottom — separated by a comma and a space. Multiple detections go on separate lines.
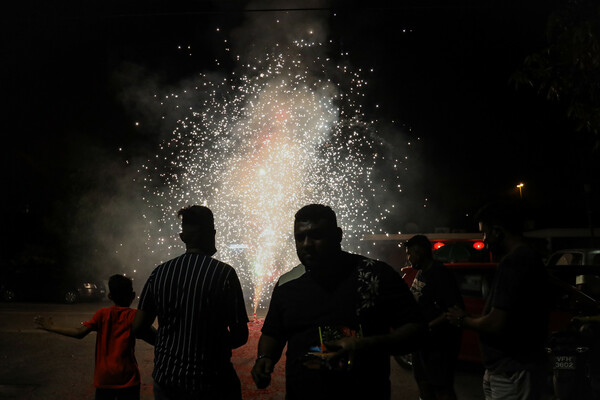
433, 242, 445, 250
473, 241, 485, 250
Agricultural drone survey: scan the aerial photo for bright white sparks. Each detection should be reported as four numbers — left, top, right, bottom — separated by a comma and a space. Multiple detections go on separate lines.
138, 37, 403, 312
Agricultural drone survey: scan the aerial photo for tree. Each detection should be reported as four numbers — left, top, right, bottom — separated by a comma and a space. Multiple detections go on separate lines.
512, 0, 600, 151
512, 0, 600, 232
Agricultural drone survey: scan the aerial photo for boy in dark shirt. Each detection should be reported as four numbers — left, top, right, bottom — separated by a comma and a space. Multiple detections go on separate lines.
35, 274, 155, 400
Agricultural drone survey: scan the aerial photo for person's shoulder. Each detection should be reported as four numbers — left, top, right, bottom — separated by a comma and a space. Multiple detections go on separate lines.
351, 252, 391, 270
212, 256, 234, 268
109, 306, 137, 319
207, 257, 240, 277
277, 264, 306, 287
350, 253, 402, 280
94, 306, 114, 315
89, 306, 117, 323
153, 253, 187, 271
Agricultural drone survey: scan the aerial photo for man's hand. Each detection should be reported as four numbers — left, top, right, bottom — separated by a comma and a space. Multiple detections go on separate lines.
324, 336, 361, 370
251, 357, 274, 389
445, 305, 467, 327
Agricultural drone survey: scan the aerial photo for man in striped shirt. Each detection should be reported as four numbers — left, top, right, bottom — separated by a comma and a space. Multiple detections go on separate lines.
133, 205, 249, 400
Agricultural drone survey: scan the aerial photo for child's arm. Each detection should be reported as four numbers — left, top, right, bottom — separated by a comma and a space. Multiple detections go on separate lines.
34, 316, 92, 339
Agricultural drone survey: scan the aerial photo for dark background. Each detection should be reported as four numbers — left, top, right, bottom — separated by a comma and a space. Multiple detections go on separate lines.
2, 0, 598, 273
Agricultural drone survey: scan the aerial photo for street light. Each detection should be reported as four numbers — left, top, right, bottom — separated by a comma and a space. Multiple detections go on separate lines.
516, 183, 524, 199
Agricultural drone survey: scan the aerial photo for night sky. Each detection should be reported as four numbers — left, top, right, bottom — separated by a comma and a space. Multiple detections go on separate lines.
3, 0, 598, 275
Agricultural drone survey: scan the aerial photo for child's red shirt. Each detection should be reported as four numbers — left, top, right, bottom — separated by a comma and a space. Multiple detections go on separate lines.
82, 306, 140, 388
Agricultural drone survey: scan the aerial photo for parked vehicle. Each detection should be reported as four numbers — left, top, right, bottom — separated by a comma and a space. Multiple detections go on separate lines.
546, 248, 600, 267
400, 262, 600, 365
546, 318, 600, 400
363, 233, 600, 373
0, 264, 106, 304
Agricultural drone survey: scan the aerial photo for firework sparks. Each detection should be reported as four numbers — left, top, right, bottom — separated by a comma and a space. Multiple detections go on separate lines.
136, 34, 403, 312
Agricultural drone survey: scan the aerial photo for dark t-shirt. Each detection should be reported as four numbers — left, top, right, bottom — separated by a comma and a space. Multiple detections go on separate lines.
262, 252, 422, 400
411, 261, 464, 345
479, 245, 550, 372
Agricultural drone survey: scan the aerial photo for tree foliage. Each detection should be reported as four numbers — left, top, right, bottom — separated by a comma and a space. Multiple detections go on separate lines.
512, 0, 600, 151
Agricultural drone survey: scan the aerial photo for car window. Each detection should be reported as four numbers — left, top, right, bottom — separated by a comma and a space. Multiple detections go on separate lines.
591, 253, 600, 266
548, 265, 600, 310
548, 252, 583, 266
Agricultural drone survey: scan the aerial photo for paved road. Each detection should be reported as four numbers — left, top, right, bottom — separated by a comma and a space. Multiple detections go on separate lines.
0, 301, 486, 400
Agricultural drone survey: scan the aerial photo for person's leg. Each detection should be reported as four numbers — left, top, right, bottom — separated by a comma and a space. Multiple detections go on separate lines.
417, 346, 458, 400
432, 387, 457, 400
412, 351, 437, 400
115, 385, 140, 400
153, 381, 174, 400
414, 380, 436, 400
95, 388, 113, 400
429, 347, 459, 400
219, 363, 242, 400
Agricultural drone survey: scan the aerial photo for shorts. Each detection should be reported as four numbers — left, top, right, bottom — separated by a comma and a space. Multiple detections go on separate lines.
482, 367, 545, 400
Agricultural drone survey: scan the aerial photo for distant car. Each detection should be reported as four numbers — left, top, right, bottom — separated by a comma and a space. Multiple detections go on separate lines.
546, 248, 600, 267
400, 262, 600, 365
0, 265, 106, 304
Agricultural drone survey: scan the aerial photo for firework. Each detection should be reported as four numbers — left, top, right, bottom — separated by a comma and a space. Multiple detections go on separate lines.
136, 33, 403, 312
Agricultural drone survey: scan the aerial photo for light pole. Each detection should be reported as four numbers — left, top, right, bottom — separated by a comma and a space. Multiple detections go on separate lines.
516, 183, 524, 199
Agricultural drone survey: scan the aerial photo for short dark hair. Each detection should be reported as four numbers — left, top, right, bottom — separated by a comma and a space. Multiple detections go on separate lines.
295, 204, 337, 226
474, 200, 525, 235
108, 274, 133, 306
178, 205, 214, 230
405, 234, 433, 257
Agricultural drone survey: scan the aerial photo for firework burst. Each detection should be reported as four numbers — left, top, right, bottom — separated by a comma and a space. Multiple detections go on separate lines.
137, 33, 402, 312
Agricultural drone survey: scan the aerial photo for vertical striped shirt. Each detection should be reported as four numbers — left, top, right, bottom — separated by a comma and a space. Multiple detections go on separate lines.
138, 252, 248, 392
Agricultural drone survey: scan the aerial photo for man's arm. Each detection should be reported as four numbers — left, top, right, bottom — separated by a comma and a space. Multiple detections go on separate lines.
225, 269, 249, 349
34, 316, 92, 339
135, 324, 158, 346
229, 321, 249, 349
326, 321, 426, 368
446, 305, 508, 334
251, 334, 286, 389
132, 309, 157, 342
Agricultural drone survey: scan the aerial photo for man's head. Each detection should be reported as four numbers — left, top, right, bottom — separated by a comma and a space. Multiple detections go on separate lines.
178, 205, 217, 256
405, 234, 433, 270
108, 274, 135, 307
294, 204, 343, 271
474, 200, 524, 254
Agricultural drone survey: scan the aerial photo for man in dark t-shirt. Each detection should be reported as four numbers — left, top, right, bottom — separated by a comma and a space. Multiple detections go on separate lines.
251, 204, 425, 400
446, 201, 550, 400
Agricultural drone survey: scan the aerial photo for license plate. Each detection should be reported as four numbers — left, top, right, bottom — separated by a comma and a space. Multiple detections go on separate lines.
554, 355, 576, 370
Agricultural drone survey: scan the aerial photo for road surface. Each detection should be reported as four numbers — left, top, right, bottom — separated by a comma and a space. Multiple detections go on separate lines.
0, 301, 486, 399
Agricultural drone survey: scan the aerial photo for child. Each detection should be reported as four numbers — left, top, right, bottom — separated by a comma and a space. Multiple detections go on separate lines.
35, 274, 155, 400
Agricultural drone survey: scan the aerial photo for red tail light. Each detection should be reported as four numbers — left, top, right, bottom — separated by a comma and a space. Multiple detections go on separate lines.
473, 241, 485, 250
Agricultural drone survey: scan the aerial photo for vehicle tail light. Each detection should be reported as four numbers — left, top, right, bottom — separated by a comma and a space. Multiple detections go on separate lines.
473, 242, 485, 250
